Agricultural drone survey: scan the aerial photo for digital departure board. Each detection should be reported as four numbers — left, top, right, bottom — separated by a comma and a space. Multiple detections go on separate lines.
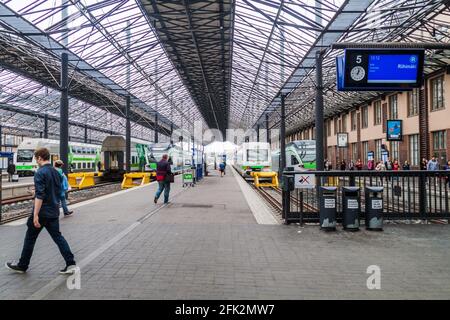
336, 49, 425, 91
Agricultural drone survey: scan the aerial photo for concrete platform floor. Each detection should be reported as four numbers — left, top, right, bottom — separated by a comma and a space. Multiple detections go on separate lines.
0, 166, 449, 300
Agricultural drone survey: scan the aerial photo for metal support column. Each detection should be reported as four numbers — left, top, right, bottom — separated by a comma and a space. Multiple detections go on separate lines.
256, 125, 260, 142
315, 50, 325, 171
280, 93, 287, 220
44, 114, 48, 139
60, 52, 69, 176
84, 125, 88, 143
126, 96, 131, 173
154, 113, 158, 143
265, 113, 270, 144
170, 123, 173, 145
0, 124, 2, 223
280, 94, 286, 175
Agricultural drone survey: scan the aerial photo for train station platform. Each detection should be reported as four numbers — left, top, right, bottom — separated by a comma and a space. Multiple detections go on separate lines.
0, 166, 449, 299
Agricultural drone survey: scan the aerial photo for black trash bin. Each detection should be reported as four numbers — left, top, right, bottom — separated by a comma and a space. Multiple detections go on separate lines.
319, 186, 337, 231
365, 186, 384, 231
342, 186, 360, 231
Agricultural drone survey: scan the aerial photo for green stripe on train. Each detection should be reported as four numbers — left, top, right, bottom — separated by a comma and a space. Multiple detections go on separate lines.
303, 162, 316, 169
71, 157, 97, 161
16, 165, 35, 170
242, 165, 265, 169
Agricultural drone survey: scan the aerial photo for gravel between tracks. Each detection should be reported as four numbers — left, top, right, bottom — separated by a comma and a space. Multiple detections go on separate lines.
1, 183, 122, 222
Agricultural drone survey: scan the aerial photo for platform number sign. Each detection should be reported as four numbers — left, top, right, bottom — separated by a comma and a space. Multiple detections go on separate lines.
294, 173, 315, 189
337, 49, 425, 91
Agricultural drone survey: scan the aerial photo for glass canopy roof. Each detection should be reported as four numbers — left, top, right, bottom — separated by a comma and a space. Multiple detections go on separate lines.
0, 0, 448, 142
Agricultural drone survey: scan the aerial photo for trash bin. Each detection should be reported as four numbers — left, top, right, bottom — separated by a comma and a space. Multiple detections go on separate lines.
319, 186, 337, 231
342, 186, 360, 231
365, 186, 384, 231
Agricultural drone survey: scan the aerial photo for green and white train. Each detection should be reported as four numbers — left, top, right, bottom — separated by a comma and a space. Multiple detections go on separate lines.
15, 138, 101, 176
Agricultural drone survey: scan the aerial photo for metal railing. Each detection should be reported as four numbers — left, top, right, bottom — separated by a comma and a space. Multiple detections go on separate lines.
281, 170, 450, 224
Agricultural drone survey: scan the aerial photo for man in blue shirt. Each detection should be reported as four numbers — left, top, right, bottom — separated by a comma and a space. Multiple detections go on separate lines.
427, 157, 439, 171
219, 162, 225, 177
6, 148, 76, 274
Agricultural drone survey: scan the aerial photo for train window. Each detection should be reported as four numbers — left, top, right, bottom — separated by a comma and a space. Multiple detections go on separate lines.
77, 163, 81, 169
83, 162, 86, 169
291, 155, 299, 165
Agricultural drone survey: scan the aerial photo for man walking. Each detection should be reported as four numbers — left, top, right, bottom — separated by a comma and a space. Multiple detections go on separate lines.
5, 148, 76, 274
154, 154, 172, 204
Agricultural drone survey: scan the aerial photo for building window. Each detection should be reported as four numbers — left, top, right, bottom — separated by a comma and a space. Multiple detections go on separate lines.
374, 101, 382, 125
390, 141, 399, 162
409, 134, 419, 166
389, 94, 398, 119
375, 139, 382, 162
342, 114, 347, 132
362, 141, 368, 163
351, 142, 358, 161
407, 89, 419, 116
433, 130, 446, 150
350, 111, 357, 131
431, 75, 444, 111
361, 106, 368, 128
432, 130, 447, 165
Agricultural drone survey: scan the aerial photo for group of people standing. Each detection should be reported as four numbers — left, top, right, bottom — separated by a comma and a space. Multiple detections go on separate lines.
325, 156, 450, 172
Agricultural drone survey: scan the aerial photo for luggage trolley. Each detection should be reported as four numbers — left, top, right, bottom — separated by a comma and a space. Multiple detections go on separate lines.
182, 158, 195, 187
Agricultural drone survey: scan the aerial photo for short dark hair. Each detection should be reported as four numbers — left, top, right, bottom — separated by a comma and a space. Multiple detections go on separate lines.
34, 147, 50, 161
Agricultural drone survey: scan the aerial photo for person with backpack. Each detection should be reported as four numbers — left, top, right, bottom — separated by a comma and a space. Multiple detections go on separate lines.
5, 147, 76, 274
54, 160, 73, 216
154, 154, 172, 204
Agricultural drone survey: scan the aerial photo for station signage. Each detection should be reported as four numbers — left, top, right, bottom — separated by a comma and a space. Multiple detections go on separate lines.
337, 132, 348, 148
386, 120, 403, 141
294, 173, 315, 189
337, 49, 424, 91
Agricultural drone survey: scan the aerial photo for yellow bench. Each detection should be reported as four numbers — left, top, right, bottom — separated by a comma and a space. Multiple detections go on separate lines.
251, 171, 279, 188
121, 172, 151, 189
68, 172, 96, 189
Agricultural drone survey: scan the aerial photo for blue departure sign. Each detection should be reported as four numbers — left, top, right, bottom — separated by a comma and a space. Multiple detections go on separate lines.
336, 49, 424, 91
368, 54, 419, 84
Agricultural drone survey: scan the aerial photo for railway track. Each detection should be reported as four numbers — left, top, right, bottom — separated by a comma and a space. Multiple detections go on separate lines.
0, 181, 121, 224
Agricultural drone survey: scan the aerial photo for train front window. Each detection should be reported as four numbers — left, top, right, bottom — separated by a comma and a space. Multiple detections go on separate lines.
17, 149, 34, 162
247, 149, 268, 161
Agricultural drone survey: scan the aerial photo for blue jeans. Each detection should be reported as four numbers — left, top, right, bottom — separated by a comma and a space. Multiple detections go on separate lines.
60, 195, 69, 214
155, 181, 170, 203
18, 216, 75, 270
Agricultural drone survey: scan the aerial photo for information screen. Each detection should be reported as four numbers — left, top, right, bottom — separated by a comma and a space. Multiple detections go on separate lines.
368, 54, 419, 84
337, 49, 424, 91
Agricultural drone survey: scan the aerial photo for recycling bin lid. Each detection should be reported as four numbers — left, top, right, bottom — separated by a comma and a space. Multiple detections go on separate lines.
342, 186, 360, 192
366, 186, 384, 193
320, 186, 337, 191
